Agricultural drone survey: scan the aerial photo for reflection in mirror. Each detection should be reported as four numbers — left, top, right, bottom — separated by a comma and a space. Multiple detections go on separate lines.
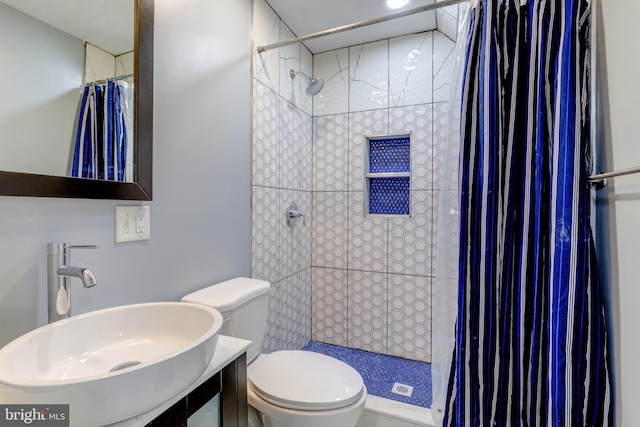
0, 0, 153, 200
72, 44, 135, 182
0, 0, 134, 179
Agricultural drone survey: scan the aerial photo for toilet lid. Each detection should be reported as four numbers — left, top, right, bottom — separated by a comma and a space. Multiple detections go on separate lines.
248, 351, 364, 411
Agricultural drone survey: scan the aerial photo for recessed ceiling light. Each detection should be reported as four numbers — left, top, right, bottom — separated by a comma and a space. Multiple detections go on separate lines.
387, 0, 410, 9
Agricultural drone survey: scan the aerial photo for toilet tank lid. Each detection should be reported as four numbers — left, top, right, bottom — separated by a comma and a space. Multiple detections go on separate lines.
181, 278, 270, 312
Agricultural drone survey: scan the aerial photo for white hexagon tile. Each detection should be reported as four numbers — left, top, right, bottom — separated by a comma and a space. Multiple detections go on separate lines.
388, 274, 432, 362
389, 190, 434, 277
301, 112, 313, 192
312, 267, 348, 346
312, 192, 348, 269
390, 104, 434, 191
299, 190, 312, 270
251, 186, 279, 284
349, 109, 389, 192
252, 81, 279, 188
300, 268, 312, 348
348, 192, 388, 273
262, 281, 279, 354
432, 102, 448, 191
430, 190, 440, 278
279, 103, 300, 191
313, 114, 349, 192
279, 188, 300, 281
279, 188, 311, 275
348, 270, 388, 354
277, 274, 301, 350
435, 189, 460, 280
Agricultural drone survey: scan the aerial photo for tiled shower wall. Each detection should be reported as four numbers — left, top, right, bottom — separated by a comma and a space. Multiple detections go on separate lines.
251, 0, 461, 362
311, 32, 456, 363
251, 0, 314, 353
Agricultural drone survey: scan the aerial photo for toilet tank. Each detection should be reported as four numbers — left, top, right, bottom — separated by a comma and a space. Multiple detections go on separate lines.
181, 278, 270, 363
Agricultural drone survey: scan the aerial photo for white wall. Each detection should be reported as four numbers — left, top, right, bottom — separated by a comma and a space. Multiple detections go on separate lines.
0, 0, 252, 348
596, 1, 640, 425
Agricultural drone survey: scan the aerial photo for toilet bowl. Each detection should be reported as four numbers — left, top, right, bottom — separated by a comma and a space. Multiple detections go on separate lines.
181, 278, 367, 427
247, 351, 366, 427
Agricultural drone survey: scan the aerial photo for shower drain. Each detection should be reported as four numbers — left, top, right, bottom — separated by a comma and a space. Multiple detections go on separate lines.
391, 382, 414, 398
109, 361, 142, 372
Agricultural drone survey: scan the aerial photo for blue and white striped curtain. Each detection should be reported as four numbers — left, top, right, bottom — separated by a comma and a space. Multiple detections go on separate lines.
71, 80, 131, 181
444, 0, 612, 426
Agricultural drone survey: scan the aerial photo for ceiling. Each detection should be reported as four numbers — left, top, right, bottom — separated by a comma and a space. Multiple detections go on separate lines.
0, 0, 458, 57
0, 0, 133, 55
265, 0, 456, 53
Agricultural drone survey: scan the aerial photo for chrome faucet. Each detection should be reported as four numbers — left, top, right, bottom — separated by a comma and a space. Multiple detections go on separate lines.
47, 242, 98, 323
286, 201, 306, 227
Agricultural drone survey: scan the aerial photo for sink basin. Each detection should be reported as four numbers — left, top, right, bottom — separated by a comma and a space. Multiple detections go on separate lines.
0, 302, 223, 427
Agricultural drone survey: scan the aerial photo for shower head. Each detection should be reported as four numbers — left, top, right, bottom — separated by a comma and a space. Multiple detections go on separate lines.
290, 69, 325, 96
305, 77, 325, 96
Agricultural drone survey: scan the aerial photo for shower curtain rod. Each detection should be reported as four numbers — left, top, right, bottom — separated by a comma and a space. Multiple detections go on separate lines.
256, 0, 468, 53
85, 73, 134, 86
589, 166, 640, 184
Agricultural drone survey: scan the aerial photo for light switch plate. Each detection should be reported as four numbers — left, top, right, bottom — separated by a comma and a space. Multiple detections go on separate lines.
116, 206, 150, 242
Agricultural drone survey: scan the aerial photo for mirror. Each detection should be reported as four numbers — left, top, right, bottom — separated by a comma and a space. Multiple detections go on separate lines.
0, 0, 153, 200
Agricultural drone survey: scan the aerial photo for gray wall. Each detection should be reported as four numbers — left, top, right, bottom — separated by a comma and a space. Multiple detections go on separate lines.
0, 0, 252, 348
597, 1, 640, 425
0, 2, 84, 177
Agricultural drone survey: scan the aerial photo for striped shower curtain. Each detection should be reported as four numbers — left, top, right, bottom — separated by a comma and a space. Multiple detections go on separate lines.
71, 80, 131, 181
443, 0, 612, 426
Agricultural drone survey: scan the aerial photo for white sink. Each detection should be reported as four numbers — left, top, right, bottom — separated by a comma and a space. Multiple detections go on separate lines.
0, 302, 223, 427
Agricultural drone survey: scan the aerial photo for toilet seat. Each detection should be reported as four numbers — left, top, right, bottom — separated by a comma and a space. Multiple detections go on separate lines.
248, 351, 364, 411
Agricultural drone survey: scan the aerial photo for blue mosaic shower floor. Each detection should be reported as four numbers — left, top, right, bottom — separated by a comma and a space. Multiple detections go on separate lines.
302, 341, 432, 408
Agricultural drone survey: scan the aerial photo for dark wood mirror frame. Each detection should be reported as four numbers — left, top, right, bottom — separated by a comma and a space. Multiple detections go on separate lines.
0, 0, 153, 200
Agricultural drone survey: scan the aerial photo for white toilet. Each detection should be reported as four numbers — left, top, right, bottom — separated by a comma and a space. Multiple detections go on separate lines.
181, 277, 367, 427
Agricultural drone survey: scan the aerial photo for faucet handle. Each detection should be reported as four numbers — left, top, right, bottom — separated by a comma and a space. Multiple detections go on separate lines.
47, 242, 98, 255
285, 202, 306, 227
55, 287, 70, 316
65, 244, 99, 251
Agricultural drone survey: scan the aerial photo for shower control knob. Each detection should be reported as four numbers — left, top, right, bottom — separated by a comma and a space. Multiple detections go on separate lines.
286, 202, 305, 227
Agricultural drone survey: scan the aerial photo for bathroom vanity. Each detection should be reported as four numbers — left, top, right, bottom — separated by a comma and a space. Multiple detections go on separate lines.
111, 335, 250, 427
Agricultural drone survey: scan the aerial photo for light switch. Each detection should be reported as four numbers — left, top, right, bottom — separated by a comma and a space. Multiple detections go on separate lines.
116, 206, 150, 242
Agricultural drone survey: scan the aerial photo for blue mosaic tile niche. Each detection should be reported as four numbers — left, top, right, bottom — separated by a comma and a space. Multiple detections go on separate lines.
368, 138, 410, 173
303, 341, 432, 408
369, 177, 410, 215
367, 136, 410, 216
